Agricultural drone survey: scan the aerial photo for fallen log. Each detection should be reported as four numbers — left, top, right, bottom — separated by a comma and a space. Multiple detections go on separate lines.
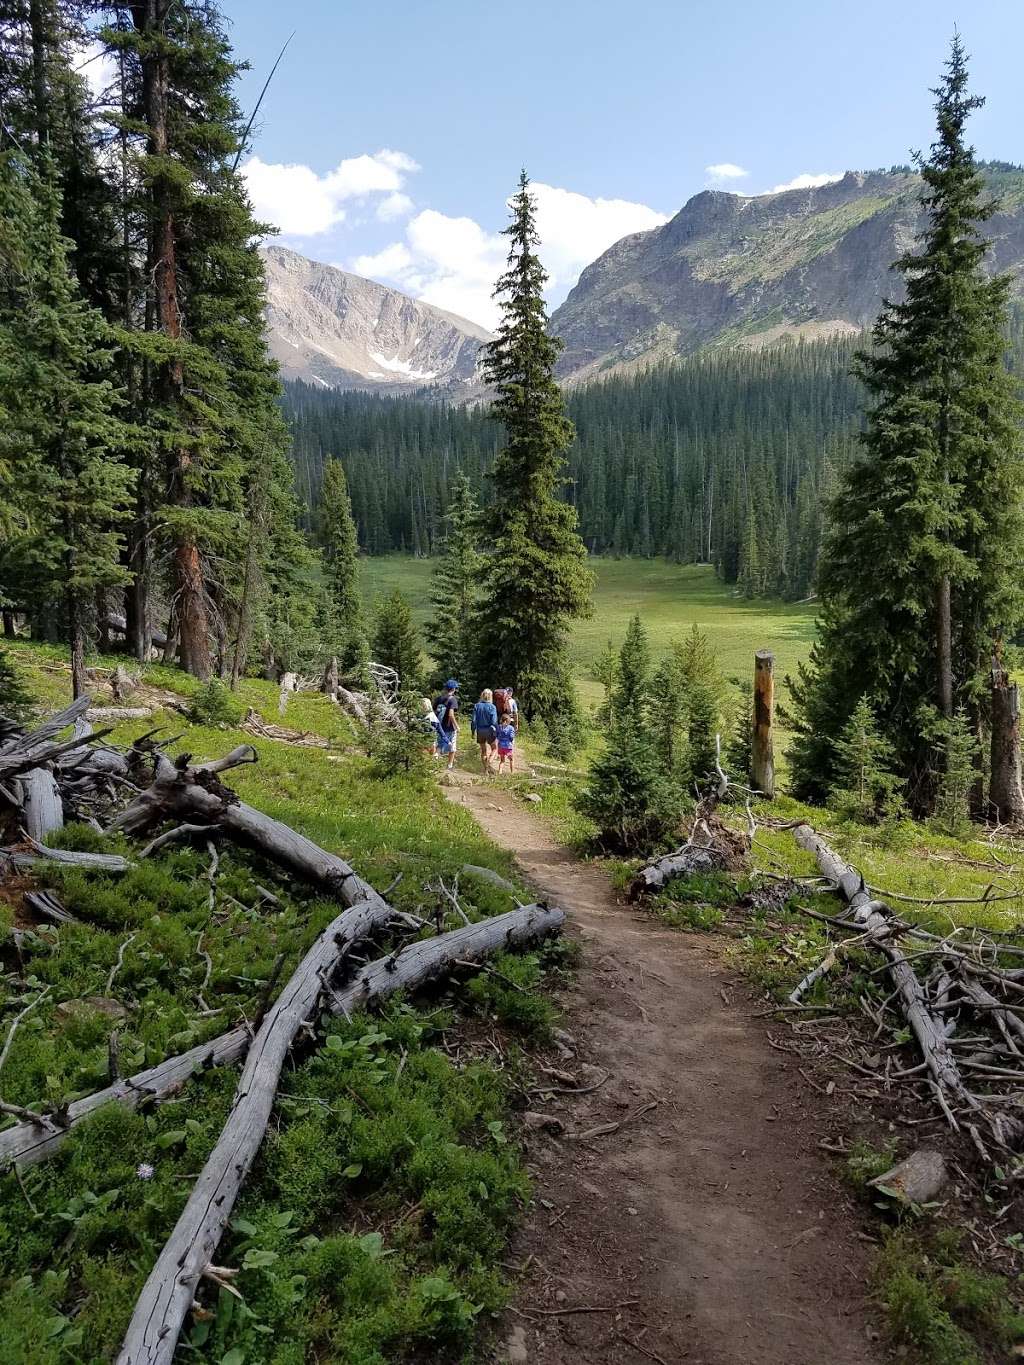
629, 844, 727, 899
792, 823, 1022, 1147
86, 706, 153, 723
103, 612, 168, 649
2, 838, 130, 873
110, 749, 394, 916
115, 901, 562, 1365
20, 769, 63, 841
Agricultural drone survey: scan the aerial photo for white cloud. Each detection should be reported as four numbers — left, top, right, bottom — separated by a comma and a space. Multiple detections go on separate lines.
529, 183, 667, 293
377, 192, 414, 222
767, 172, 843, 194
72, 38, 118, 102
705, 162, 749, 182
353, 183, 666, 330
242, 149, 419, 237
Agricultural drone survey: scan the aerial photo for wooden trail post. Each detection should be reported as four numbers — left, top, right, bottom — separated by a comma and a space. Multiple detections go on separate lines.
752, 649, 775, 798
989, 658, 1024, 825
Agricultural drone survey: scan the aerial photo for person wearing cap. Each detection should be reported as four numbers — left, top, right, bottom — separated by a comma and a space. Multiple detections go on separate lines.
433, 678, 460, 770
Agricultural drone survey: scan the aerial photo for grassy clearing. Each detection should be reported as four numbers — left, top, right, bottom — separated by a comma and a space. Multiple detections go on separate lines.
0, 642, 568, 1363
359, 554, 817, 708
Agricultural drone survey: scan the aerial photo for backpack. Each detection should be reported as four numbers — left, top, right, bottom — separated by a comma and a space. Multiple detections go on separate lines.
435, 696, 455, 732
493, 688, 511, 718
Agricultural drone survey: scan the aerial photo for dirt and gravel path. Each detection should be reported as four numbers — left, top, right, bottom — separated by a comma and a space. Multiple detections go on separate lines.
446, 777, 886, 1365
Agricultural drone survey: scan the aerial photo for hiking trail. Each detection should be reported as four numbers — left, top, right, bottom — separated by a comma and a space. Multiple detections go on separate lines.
446, 775, 886, 1365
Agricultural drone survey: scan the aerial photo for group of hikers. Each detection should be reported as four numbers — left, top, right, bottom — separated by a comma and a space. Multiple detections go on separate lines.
423, 680, 519, 774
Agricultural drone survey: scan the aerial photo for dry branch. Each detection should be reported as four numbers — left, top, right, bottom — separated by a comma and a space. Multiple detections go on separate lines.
792, 822, 1024, 1148
114, 903, 563, 1365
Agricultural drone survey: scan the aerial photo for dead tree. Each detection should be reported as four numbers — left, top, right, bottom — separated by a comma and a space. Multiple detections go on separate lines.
989, 658, 1024, 825
114, 902, 562, 1365
752, 650, 775, 798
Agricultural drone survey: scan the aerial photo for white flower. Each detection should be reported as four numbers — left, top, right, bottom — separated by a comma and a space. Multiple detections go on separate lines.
136, 1162, 155, 1180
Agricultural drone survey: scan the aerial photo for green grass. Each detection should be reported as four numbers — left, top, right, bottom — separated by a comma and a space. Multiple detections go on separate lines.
360, 554, 817, 709
0, 642, 569, 1364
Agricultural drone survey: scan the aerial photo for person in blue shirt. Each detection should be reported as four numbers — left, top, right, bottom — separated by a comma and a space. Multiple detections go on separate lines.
471, 688, 499, 772
433, 680, 460, 770
496, 713, 516, 774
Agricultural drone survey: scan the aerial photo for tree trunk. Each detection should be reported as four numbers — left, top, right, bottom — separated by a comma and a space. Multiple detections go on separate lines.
989, 660, 1024, 825
135, 0, 212, 681
629, 844, 727, 900
2, 611, 15, 638
96, 590, 111, 653
752, 649, 775, 798
67, 587, 87, 701
937, 575, 953, 718
21, 768, 63, 842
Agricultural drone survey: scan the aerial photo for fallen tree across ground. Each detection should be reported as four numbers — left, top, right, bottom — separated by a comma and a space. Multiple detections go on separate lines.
115, 902, 563, 1365
789, 822, 1024, 1153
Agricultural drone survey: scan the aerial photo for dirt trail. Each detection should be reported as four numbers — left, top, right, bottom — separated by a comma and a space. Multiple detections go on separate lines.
447, 778, 885, 1365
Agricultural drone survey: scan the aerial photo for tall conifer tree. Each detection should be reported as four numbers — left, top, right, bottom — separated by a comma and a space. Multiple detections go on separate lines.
788, 38, 1024, 807
319, 458, 368, 679
427, 471, 482, 687
474, 171, 592, 723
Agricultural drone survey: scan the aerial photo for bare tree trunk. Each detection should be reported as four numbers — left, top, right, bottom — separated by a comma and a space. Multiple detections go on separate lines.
2, 610, 15, 638
752, 649, 775, 798
67, 587, 87, 701
989, 659, 1024, 825
937, 575, 953, 718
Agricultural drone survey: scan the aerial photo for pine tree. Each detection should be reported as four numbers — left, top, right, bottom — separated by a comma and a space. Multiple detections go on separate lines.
372, 589, 423, 693
426, 472, 482, 687
930, 708, 978, 836
726, 690, 754, 785
789, 39, 1024, 809
830, 697, 902, 823
575, 615, 682, 851
0, 152, 133, 695
474, 171, 593, 727
319, 458, 368, 681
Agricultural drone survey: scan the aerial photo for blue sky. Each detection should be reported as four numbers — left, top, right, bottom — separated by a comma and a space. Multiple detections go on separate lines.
219, 0, 1024, 328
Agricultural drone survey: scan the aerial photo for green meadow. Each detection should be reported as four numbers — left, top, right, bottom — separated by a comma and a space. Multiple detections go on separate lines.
361, 556, 818, 705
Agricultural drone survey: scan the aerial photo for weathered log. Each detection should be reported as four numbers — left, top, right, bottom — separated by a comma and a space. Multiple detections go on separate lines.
3, 838, 130, 873
867, 1149, 948, 1206
629, 844, 726, 900
104, 612, 168, 649
278, 671, 297, 716
792, 824, 1014, 1140
989, 660, 1024, 825
20, 769, 63, 841
115, 901, 562, 1365
23, 890, 75, 925
336, 685, 369, 726
0, 695, 91, 756
752, 650, 775, 798
86, 706, 153, 722
110, 750, 393, 918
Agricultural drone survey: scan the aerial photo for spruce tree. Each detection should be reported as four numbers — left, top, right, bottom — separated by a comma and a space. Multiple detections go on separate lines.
0, 152, 133, 695
830, 697, 902, 823
426, 472, 482, 687
789, 39, 1024, 808
319, 458, 368, 681
575, 615, 682, 851
372, 589, 423, 693
474, 170, 592, 726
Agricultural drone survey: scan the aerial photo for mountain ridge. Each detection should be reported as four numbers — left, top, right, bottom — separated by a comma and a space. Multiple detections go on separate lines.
549, 165, 1024, 382
261, 245, 492, 394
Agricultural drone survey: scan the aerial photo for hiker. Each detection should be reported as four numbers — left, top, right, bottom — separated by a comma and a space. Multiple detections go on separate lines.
421, 696, 441, 755
471, 688, 498, 772
496, 711, 516, 774
433, 679, 460, 770
494, 685, 519, 731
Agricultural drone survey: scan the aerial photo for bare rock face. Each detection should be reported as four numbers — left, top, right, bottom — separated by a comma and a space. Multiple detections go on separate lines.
261, 245, 492, 394
549, 166, 1024, 383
